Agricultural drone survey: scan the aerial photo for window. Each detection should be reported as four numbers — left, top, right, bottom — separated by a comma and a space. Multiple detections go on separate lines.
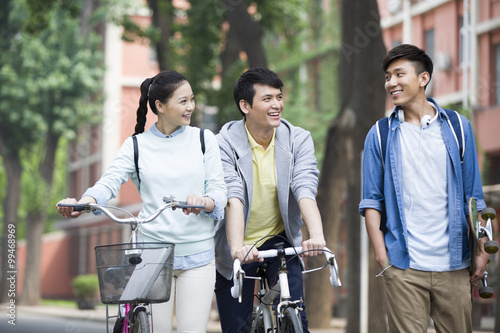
425, 29, 435, 62
458, 16, 463, 65
495, 44, 500, 105
425, 29, 435, 95
484, 153, 500, 185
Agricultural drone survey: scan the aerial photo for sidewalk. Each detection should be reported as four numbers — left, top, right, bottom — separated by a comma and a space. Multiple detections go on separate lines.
13, 304, 495, 333
15, 304, 347, 332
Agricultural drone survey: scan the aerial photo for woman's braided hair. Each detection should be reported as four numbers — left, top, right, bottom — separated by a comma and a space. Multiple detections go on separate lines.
134, 70, 187, 135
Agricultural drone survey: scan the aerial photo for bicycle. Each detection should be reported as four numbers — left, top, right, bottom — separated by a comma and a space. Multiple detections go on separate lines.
58, 195, 205, 333
231, 239, 342, 333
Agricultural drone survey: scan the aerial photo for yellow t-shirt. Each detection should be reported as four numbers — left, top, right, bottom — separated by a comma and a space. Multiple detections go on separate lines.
243, 124, 285, 247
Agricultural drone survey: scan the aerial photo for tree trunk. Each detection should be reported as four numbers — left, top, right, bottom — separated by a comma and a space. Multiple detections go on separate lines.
0, 146, 22, 303
221, 0, 267, 77
148, 0, 173, 71
20, 132, 59, 305
309, 0, 386, 331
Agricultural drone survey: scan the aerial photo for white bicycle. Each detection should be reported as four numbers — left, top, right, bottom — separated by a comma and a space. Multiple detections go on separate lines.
231, 240, 342, 333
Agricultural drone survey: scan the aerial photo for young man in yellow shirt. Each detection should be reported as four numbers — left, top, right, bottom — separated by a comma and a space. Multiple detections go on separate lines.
215, 67, 326, 332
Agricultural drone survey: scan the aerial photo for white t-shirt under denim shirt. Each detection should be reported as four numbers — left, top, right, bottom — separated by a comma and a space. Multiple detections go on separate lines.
399, 103, 469, 271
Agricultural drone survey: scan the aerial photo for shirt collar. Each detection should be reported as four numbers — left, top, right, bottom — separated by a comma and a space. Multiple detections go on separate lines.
244, 123, 276, 151
150, 123, 186, 138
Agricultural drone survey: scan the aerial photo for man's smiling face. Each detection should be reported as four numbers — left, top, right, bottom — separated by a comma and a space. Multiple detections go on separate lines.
384, 59, 429, 107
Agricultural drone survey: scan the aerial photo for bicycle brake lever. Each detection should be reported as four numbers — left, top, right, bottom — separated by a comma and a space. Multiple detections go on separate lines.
327, 255, 342, 287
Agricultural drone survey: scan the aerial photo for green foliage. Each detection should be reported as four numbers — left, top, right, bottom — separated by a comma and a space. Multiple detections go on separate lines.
0, 0, 104, 155
212, 60, 248, 125
252, 0, 307, 46
0, 0, 105, 235
182, 0, 225, 100
71, 274, 99, 299
261, 0, 340, 168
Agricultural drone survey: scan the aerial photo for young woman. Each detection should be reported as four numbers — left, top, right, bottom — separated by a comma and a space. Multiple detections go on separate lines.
57, 70, 227, 333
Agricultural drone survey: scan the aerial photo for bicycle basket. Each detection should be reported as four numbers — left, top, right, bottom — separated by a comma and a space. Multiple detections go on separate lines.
95, 242, 174, 304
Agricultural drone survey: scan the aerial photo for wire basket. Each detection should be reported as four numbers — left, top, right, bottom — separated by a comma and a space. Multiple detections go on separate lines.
95, 242, 174, 304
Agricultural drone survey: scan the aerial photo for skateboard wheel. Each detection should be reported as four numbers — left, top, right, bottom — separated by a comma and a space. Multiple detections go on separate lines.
479, 286, 494, 299
481, 208, 496, 220
484, 240, 499, 254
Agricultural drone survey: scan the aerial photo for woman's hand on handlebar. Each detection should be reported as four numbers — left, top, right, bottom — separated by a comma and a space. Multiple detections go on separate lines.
182, 194, 213, 216
232, 245, 263, 264
56, 196, 96, 219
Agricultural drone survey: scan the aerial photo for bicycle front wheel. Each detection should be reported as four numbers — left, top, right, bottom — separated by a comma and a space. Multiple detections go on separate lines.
250, 308, 267, 333
280, 307, 302, 333
130, 310, 150, 333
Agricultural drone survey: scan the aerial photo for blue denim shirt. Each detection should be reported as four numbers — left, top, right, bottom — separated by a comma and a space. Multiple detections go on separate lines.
359, 98, 485, 269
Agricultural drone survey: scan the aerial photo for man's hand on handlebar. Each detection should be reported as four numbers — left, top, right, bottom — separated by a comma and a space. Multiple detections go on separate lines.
232, 245, 263, 264
56, 196, 96, 219
301, 236, 326, 257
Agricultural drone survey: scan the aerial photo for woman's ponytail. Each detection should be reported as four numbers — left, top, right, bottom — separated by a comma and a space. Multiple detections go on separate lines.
134, 78, 153, 135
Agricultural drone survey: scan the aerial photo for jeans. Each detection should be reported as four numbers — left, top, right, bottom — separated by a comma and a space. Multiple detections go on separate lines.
215, 235, 309, 332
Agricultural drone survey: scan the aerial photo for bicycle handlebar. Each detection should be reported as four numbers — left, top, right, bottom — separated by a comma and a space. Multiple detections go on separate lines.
57, 195, 206, 225
230, 246, 341, 301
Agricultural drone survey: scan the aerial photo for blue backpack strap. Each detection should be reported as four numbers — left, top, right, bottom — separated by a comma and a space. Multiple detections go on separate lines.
443, 109, 464, 163
376, 117, 390, 169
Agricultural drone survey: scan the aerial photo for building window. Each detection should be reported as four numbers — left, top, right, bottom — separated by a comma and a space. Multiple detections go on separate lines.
425, 29, 435, 62
495, 44, 500, 105
425, 29, 435, 95
458, 16, 463, 65
485, 153, 500, 185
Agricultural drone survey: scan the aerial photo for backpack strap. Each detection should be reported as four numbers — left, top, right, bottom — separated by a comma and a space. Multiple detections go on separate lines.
132, 135, 141, 184
200, 129, 206, 154
376, 110, 465, 166
443, 109, 465, 163
376, 117, 390, 169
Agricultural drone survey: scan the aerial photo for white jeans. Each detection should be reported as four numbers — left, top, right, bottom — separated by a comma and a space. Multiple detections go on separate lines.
152, 259, 215, 333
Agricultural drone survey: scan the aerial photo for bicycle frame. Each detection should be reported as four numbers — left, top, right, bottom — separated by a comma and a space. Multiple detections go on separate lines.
232, 243, 341, 332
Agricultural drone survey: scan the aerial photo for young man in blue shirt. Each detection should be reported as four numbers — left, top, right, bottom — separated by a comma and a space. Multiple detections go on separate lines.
359, 44, 488, 333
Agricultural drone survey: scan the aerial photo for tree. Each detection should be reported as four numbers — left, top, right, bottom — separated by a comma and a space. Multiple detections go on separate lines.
314, 0, 386, 331
0, 0, 104, 304
0, 0, 44, 303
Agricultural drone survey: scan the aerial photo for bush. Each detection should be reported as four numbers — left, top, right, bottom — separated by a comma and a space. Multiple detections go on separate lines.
71, 274, 99, 309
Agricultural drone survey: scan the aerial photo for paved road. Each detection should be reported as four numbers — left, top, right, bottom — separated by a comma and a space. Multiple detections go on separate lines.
0, 313, 113, 333
2, 304, 493, 333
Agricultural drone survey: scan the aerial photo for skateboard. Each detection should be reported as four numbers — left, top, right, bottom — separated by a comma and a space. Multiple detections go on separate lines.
468, 197, 499, 298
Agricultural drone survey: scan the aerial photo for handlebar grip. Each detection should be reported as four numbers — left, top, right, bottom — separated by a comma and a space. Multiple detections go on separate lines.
175, 201, 206, 209
57, 203, 91, 211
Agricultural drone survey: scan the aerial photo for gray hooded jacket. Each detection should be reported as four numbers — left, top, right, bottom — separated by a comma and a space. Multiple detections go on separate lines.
215, 118, 320, 279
